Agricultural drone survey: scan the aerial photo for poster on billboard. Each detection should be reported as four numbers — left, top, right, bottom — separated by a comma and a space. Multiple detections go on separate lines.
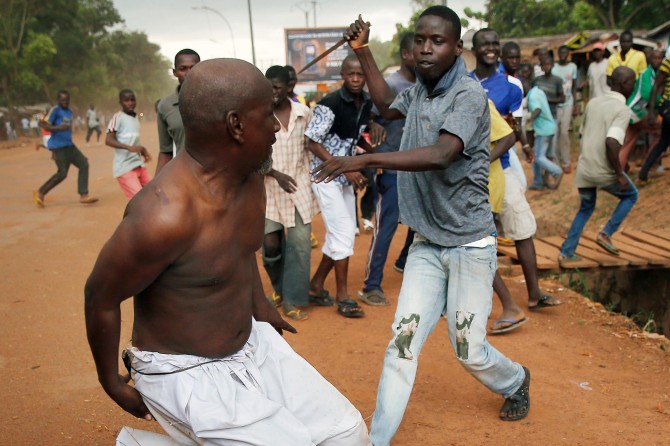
285, 27, 354, 82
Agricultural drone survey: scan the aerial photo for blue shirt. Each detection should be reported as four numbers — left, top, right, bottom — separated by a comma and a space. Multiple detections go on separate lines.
468, 70, 522, 169
527, 86, 556, 136
45, 105, 74, 149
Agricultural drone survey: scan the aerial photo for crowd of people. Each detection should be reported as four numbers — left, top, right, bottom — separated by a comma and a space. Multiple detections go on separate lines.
22, 4, 667, 444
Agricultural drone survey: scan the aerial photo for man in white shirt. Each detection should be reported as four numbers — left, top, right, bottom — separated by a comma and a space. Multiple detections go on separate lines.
585, 42, 610, 99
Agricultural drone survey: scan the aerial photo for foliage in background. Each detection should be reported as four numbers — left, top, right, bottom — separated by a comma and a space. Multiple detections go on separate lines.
0, 0, 173, 123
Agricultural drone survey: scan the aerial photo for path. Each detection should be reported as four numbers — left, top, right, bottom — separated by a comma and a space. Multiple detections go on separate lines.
0, 123, 668, 445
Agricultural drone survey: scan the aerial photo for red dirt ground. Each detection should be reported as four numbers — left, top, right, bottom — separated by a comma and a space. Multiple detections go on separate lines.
1, 124, 669, 445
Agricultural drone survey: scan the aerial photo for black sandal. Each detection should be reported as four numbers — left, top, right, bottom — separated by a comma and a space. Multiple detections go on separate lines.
500, 366, 530, 421
308, 290, 334, 306
336, 298, 365, 318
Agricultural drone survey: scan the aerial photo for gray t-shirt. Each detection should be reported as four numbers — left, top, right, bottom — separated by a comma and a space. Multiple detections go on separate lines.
391, 74, 495, 247
157, 89, 185, 155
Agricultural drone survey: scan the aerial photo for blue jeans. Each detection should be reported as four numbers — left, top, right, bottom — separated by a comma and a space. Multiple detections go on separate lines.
560, 175, 638, 257
532, 134, 562, 188
364, 172, 400, 292
369, 237, 525, 445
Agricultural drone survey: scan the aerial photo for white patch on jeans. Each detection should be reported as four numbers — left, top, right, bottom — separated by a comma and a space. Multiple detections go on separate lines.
455, 310, 475, 360
394, 314, 420, 360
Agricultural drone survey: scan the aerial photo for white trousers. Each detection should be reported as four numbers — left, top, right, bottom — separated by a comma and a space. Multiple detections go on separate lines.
311, 181, 356, 261
129, 320, 370, 446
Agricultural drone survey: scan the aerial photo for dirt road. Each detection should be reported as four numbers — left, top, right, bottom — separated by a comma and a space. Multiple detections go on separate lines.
1, 124, 668, 445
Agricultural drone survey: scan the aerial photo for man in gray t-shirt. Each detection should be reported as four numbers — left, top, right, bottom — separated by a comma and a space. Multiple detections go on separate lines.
313, 7, 530, 445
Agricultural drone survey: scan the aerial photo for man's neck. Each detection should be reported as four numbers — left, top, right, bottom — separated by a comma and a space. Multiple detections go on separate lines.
274, 98, 291, 113
473, 63, 496, 80
559, 60, 568, 66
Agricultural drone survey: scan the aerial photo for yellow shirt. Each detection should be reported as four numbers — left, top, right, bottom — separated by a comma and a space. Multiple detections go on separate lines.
488, 100, 513, 214
606, 48, 647, 78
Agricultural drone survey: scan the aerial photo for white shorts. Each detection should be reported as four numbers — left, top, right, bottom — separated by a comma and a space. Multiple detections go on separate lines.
500, 168, 536, 241
129, 320, 370, 446
311, 181, 356, 261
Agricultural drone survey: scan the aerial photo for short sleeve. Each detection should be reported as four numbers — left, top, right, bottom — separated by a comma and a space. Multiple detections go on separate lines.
45, 107, 57, 125
441, 85, 488, 151
156, 104, 173, 154
661, 58, 670, 75
508, 79, 524, 118
606, 106, 632, 144
107, 112, 120, 133
304, 104, 335, 144
389, 86, 413, 117
489, 102, 513, 142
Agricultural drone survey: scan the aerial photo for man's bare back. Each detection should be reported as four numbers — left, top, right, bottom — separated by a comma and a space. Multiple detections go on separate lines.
85, 59, 294, 420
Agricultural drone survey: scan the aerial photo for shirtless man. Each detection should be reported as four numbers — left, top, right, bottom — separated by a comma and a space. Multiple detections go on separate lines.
85, 59, 369, 445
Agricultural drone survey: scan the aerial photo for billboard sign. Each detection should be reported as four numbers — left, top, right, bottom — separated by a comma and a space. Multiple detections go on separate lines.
285, 27, 353, 82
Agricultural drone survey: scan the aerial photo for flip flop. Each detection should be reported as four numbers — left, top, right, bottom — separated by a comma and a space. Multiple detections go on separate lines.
33, 191, 44, 208
79, 196, 99, 204
357, 289, 388, 306
282, 304, 308, 321
529, 294, 563, 310
308, 290, 334, 306
336, 298, 365, 318
489, 317, 528, 335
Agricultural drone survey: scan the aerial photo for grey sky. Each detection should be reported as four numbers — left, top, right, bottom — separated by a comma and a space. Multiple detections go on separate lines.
112, 0, 487, 70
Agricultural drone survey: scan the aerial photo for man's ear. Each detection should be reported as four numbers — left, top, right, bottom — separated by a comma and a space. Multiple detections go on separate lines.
456, 39, 464, 57
226, 110, 244, 144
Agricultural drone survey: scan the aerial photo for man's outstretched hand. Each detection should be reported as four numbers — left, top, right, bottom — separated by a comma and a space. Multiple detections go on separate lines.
345, 15, 371, 48
312, 156, 366, 185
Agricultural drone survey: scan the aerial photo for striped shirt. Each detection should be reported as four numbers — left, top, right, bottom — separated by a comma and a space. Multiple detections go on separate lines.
265, 101, 319, 227
659, 57, 670, 103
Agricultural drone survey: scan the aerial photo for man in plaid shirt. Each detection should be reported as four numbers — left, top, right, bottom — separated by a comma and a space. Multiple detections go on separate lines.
262, 66, 319, 321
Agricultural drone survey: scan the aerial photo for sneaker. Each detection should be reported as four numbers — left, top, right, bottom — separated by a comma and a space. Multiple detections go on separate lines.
362, 218, 374, 232
393, 264, 404, 273
355, 227, 360, 236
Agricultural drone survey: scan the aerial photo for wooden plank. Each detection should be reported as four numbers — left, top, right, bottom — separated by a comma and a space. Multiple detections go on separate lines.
533, 238, 597, 269
641, 229, 670, 243
585, 232, 670, 266
578, 233, 648, 266
496, 244, 518, 261
496, 242, 558, 269
612, 233, 670, 259
541, 236, 629, 267
622, 229, 670, 252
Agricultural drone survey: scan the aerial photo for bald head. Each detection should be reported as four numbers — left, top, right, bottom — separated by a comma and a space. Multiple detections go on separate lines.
610, 66, 636, 98
179, 59, 272, 141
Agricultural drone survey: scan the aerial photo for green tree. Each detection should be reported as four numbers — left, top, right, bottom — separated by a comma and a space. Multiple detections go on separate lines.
0, 0, 173, 132
483, 0, 670, 37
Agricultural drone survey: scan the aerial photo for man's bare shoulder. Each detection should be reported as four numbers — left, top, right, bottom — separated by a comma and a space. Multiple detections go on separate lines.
122, 170, 196, 242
